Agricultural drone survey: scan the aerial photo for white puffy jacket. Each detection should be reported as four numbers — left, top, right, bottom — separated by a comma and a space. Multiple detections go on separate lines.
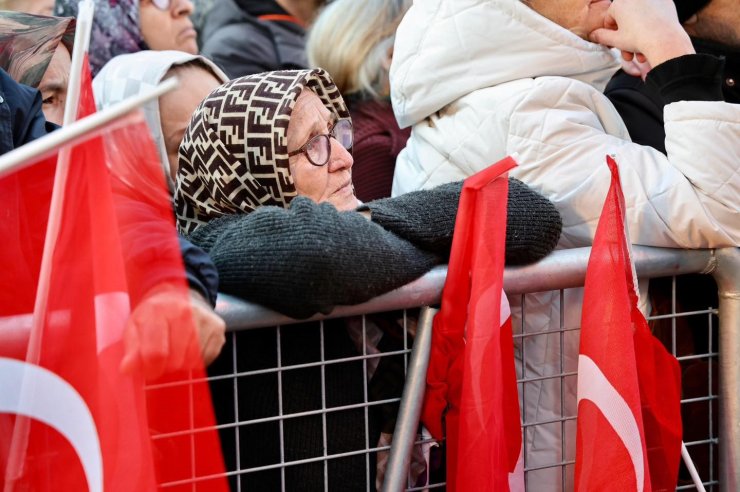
390, 0, 740, 488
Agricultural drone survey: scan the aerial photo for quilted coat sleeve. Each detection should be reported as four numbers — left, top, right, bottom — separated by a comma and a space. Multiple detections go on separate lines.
506, 77, 739, 249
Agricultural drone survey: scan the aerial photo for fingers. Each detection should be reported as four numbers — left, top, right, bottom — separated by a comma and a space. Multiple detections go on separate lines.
198, 311, 226, 366
138, 313, 170, 380
121, 317, 143, 375
189, 290, 226, 366
589, 27, 622, 50
120, 285, 227, 381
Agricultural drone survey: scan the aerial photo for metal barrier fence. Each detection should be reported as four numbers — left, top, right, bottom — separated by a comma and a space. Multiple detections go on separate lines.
154, 246, 739, 491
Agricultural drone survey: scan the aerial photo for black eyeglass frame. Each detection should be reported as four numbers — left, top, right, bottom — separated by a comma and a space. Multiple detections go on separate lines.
287, 119, 354, 167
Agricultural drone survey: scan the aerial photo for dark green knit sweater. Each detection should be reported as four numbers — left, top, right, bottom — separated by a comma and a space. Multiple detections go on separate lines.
189, 179, 561, 319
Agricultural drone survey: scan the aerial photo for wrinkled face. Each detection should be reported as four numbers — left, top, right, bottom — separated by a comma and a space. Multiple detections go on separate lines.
160, 65, 222, 179
524, 0, 611, 40
38, 43, 71, 126
139, 0, 198, 54
286, 89, 358, 211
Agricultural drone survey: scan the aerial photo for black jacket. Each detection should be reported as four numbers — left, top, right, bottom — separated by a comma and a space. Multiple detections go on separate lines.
605, 46, 731, 154
0, 69, 57, 155
199, 0, 308, 79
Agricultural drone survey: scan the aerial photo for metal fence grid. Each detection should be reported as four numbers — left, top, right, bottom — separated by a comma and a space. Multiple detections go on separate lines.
149, 247, 738, 492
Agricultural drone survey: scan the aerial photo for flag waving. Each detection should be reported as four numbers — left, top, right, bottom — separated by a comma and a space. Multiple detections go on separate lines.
575, 156, 682, 491
0, 53, 227, 491
421, 156, 524, 492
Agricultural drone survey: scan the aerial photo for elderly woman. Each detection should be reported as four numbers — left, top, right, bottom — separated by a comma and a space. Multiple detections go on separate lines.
174, 68, 562, 489
175, 69, 562, 318
55, 0, 198, 76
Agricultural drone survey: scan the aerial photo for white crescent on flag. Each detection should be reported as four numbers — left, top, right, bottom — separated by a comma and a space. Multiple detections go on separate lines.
577, 354, 645, 492
0, 357, 103, 492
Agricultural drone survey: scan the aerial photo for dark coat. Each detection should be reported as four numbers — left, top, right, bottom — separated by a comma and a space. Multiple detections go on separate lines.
605, 40, 733, 154
0, 68, 56, 155
199, 0, 307, 79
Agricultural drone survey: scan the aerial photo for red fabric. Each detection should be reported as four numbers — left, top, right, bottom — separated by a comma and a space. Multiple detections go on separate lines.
421, 156, 523, 492
0, 61, 227, 491
575, 156, 682, 491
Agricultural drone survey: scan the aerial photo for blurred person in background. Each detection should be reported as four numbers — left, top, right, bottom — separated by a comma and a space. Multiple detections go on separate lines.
0, 0, 54, 15
55, 0, 198, 76
0, 10, 74, 125
306, 0, 411, 202
0, 10, 225, 378
198, 0, 326, 78
94, 50, 227, 191
189, 0, 214, 43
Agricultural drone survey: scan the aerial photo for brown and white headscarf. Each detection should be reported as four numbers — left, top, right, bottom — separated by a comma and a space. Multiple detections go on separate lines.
174, 68, 350, 234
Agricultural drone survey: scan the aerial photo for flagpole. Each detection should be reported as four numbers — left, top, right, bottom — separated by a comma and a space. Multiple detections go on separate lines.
682, 442, 707, 492
2, 1, 95, 485
62, 0, 94, 126
0, 78, 178, 180
2, 6, 178, 482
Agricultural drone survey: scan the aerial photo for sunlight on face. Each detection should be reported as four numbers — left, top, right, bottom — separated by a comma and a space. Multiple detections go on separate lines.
286, 89, 358, 211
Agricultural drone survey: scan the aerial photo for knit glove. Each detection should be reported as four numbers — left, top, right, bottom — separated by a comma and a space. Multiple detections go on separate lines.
359, 178, 562, 265
188, 198, 441, 319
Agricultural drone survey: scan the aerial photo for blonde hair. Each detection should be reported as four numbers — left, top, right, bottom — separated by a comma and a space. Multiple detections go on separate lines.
306, 0, 411, 99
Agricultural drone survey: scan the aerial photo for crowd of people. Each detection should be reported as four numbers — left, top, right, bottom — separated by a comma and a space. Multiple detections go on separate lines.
0, 0, 737, 489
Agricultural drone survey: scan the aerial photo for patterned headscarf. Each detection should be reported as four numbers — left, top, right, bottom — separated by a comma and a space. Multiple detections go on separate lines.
0, 11, 75, 88
175, 68, 350, 234
93, 50, 228, 192
55, 0, 146, 76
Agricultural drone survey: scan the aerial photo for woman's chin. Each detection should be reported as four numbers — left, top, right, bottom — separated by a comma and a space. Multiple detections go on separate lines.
330, 194, 360, 211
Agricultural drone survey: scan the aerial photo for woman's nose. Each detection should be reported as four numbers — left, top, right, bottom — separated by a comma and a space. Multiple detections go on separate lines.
327, 137, 353, 172
174, 0, 194, 16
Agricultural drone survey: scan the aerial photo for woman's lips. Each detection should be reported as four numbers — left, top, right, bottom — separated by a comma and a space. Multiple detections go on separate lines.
179, 26, 197, 41
333, 181, 353, 196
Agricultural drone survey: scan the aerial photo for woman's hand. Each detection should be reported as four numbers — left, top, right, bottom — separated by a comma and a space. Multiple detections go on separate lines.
590, 0, 695, 68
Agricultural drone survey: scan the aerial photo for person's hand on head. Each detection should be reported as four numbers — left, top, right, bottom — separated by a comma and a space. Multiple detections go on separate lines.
120, 283, 226, 380
589, 0, 695, 68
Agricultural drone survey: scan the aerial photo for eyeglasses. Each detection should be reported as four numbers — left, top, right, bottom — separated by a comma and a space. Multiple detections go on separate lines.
288, 119, 353, 167
151, 0, 171, 11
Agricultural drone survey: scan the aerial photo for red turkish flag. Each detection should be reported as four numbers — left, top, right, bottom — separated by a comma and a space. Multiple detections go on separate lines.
575, 156, 682, 492
0, 60, 227, 491
421, 156, 524, 492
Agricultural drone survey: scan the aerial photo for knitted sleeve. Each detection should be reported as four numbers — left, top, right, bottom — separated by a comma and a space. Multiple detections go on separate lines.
360, 178, 562, 264
187, 197, 441, 319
